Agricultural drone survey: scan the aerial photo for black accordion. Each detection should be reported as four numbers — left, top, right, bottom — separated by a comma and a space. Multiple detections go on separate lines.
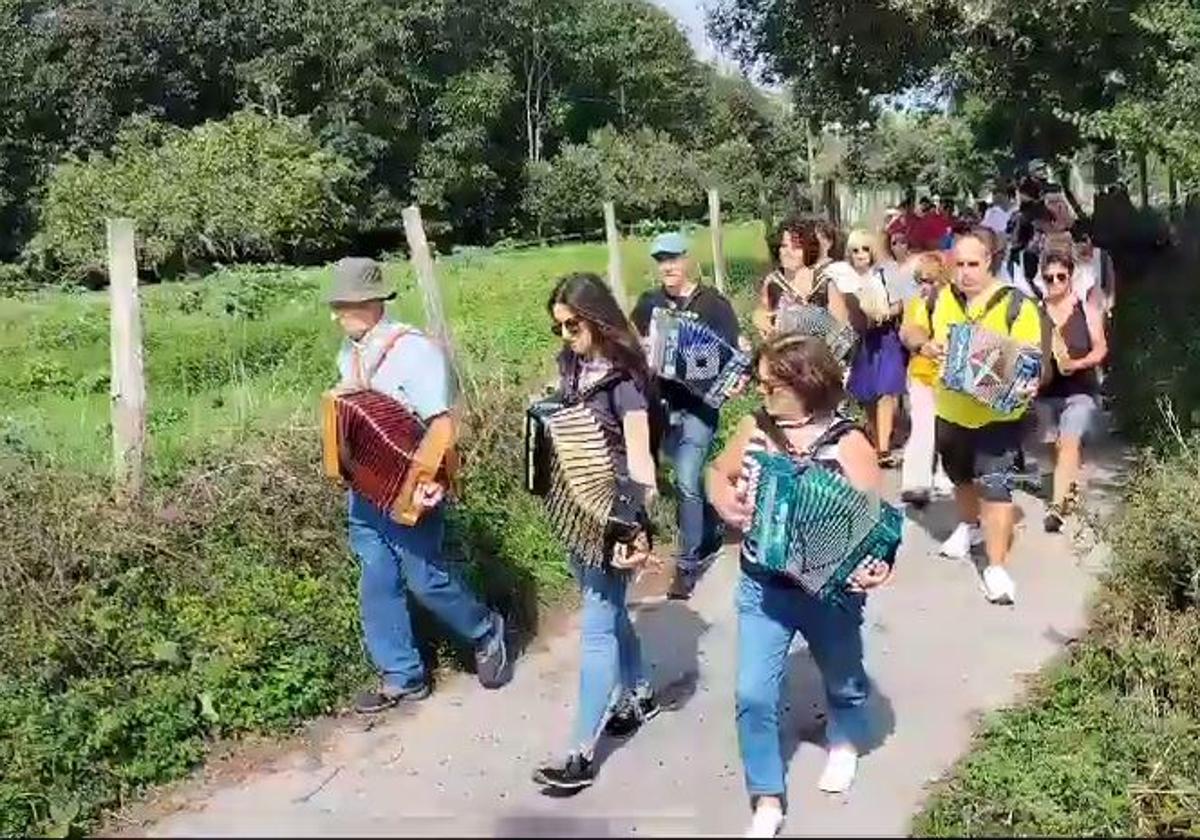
525, 395, 649, 567
646, 307, 749, 408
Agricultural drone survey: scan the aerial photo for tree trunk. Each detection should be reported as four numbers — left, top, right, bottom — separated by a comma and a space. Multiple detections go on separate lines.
1137, 150, 1150, 209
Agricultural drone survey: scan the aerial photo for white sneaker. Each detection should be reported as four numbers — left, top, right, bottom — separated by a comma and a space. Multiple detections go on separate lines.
817, 744, 859, 793
939, 522, 982, 559
744, 802, 785, 838
982, 565, 1016, 605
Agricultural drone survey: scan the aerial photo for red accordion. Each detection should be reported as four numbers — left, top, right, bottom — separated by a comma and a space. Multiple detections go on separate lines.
321, 389, 457, 525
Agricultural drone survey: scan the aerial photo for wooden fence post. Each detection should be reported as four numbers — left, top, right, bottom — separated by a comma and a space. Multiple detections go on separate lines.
603, 201, 629, 310
401, 206, 468, 401
107, 218, 146, 501
708, 188, 726, 293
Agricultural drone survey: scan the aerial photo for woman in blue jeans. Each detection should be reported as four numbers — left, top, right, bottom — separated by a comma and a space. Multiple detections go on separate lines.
533, 273, 661, 792
706, 334, 895, 837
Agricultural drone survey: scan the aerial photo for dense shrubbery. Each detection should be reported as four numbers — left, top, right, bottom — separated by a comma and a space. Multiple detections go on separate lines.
27, 112, 358, 285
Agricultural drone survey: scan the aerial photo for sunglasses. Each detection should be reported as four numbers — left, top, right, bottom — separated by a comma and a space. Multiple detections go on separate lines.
955, 260, 982, 268
850, 245, 872, 253
550, 317, 582, 338
1042, 271, 1071, 284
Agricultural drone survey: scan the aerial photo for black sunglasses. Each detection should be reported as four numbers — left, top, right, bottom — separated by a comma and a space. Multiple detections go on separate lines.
551, 317, 582, 338
1042, 271, 1071, 284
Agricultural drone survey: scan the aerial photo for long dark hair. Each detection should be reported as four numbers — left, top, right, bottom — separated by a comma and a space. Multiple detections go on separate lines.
547, 272, 650, 388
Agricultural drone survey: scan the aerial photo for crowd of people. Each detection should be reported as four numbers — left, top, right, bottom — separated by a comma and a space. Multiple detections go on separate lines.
321, 164, 1113, 838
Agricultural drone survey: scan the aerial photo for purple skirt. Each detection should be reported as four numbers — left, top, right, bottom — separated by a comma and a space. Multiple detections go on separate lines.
847, 324, 909, 402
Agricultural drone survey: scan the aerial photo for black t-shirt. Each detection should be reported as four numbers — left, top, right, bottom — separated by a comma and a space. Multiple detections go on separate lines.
630, 284, 741, 425
557, 351, 649, 481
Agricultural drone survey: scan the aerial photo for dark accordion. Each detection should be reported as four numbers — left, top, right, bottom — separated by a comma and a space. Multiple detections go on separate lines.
774, 304, 858, 363
744, 453, 903, 606
321, 389, 456, 526
941, 323, 1042, 413
525, 397, 646, 567
647, 307, 749, 408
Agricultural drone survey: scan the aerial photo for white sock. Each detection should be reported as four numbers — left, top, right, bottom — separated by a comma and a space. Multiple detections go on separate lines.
818, 743, 859, 793
745, 800, 785, 838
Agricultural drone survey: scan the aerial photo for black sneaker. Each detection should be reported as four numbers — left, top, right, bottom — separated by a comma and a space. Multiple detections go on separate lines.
533, 753, 595, 791
667, 569, 697, 601
900, 489, 930, 508
1043, 506, 1064, 533
475, 612, 510, 690
604, 691, 661, 738
353, 682, 431, 714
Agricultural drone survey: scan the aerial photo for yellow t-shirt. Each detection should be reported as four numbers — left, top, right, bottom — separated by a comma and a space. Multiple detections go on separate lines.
931, 284, 1043, 428
902, 297, 938, 386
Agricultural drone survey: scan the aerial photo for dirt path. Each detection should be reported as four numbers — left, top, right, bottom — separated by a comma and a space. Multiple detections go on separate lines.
125, 440, 1128, 838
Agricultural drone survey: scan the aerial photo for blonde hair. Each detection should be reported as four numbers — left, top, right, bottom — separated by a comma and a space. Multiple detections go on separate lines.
913, 252, 952, 287
846, 228, 889, 320
845, 228, 882, 264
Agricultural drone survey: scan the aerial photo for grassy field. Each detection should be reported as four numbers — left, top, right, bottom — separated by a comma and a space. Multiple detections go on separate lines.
0, 222, 769, 836
0, 223, 766, 477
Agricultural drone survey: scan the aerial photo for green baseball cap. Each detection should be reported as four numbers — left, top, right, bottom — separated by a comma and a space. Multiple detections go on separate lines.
650, 232, 689, 259
326, 257, 396, 304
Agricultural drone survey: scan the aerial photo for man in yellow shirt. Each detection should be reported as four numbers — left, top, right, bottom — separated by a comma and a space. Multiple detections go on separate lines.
913, 231, 1043, 605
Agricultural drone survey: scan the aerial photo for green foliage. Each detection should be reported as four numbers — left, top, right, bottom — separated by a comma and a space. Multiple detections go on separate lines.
29, 112, 358, 284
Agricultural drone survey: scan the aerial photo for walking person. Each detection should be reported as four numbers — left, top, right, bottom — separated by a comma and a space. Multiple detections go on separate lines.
752, 214, 853, 340
1035, 253, 1107, 532
706, 335, 893, 838
533, 273, 661, 791
843, 229, 909, 468
928, 232, 1045, 604
631, 232, 741, 601
327, 257, 509, 713
897, 252, 954, 505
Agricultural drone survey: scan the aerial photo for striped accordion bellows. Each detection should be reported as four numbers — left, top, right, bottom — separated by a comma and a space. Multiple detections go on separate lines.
774, 303, 858, 363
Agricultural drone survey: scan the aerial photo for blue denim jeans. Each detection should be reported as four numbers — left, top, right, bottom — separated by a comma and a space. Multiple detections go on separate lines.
735, 572, 870, 798
570, 558, 647, 756
347, 492, 495, 691
661, 408, 720, 574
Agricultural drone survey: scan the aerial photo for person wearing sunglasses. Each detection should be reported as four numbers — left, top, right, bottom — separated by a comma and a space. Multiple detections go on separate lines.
928, 230, 1047, 605
752, 214, 853, 339
705, 334, 891, 838
630, 232, 742, 601
1034, 253, 1107, 533
533, 272, 662, 792
842, 228, 909, 469
897, 252, 955, 506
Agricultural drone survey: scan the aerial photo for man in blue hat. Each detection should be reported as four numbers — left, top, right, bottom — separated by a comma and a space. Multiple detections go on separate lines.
327, 257, 510, 712
631, 232, 741, 600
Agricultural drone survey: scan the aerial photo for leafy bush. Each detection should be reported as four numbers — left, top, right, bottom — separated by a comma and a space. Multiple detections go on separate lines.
28, 112, 360, 284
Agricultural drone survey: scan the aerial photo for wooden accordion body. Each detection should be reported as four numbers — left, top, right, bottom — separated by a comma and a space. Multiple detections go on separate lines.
744, 452, 903, 606
940, 323, 1042, 414
525, 397, 617, 568
774, 304, 858, 363
646, 306, 749, 408
321, 389, 456, 526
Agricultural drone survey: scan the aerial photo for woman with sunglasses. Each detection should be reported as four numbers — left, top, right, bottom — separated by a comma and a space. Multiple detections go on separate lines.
752, 214, 853, 339
898, 252, 955, 506
1034, 253, 1107, 532
533, 272, 661, 792
706, 334, 892, 838
843, 228, 909, 468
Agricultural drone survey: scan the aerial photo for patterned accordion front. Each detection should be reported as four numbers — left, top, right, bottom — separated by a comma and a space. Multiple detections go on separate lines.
745, 452, 903, 606
774, 304, 858, 363
647, 307, 750, 408
525, 397, 620, 568
321, 389, 456, 526
941, 323, 1042, 413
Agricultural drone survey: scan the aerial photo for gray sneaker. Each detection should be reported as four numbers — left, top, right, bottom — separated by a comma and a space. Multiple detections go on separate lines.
475, 612, 510, 689
353, 682, 431, 714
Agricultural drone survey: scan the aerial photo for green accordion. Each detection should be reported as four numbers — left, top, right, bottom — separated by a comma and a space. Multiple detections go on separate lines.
746, 451, 903, 605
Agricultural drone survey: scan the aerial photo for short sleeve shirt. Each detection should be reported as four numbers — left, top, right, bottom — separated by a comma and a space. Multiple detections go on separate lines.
902, 296, 938, 386
337, 318, 454, 422
931, 284, 1043, 428
558, 352, 649, 480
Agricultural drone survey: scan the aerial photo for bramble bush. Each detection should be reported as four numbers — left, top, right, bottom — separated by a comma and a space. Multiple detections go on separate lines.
27, 111, 360, 285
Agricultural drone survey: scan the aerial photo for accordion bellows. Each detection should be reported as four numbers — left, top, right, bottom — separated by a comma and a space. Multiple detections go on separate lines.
774, 304, 857, 362
746, 452, 903, 605
321, 390, 455, 526
941, 323, 1042, 413
525, 398, 617, 567
647, 307, 749, 408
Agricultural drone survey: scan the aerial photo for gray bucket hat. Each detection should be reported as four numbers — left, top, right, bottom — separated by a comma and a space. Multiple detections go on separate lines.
326, 257, 396, 304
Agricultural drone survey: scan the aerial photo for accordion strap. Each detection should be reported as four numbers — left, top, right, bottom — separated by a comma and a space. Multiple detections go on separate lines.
351, 324, 415, 389
753, 409, 858, 464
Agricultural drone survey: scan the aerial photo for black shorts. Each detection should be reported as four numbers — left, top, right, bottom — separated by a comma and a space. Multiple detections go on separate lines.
935, 417, 1024, 502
